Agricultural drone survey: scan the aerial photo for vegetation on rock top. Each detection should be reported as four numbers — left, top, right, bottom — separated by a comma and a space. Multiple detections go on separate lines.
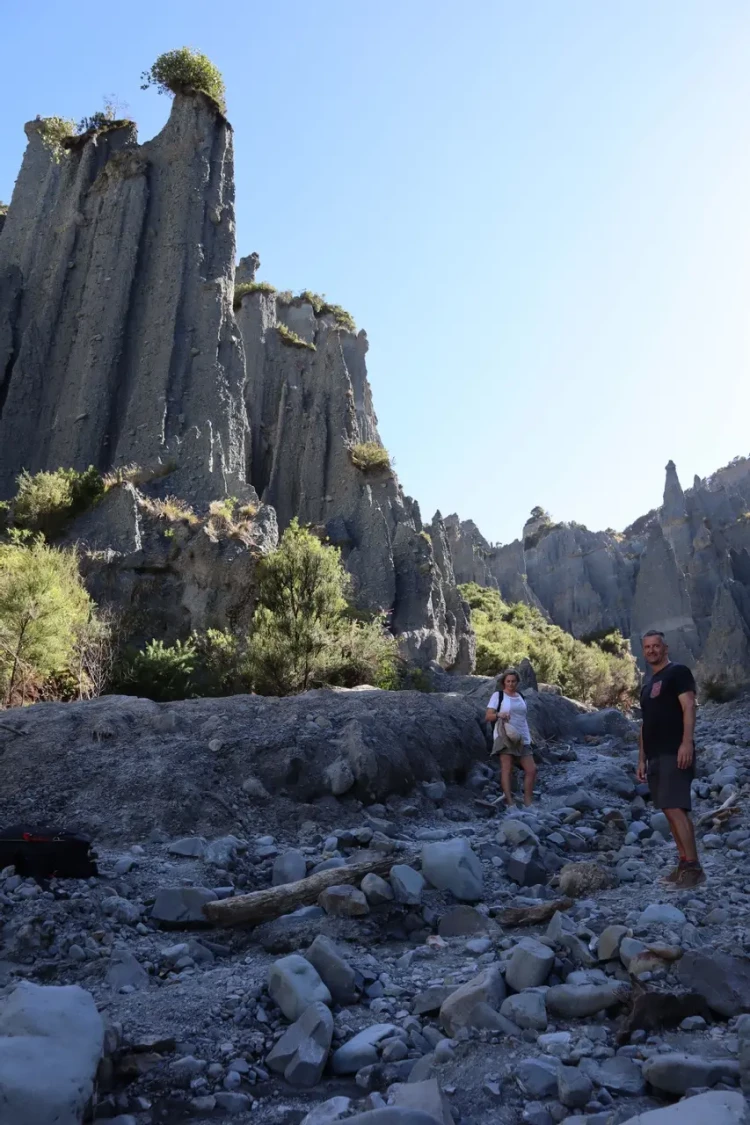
348, 442, 392, 474
141, 47, 227, 114
38, 117, 76, 162
277, 323, 316, 351
459, 582, 638, 709
233, 280, 276, 308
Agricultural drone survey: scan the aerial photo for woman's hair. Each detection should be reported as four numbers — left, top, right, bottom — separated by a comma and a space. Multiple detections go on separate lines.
498, 668, 520, 689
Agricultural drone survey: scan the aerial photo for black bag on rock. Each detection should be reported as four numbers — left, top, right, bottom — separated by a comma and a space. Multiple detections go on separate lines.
0, 825, 98, 880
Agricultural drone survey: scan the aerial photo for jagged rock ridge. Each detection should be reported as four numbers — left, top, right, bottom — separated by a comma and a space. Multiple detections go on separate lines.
445, 457, 750, 681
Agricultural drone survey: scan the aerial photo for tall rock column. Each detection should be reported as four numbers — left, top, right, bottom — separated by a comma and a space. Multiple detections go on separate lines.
0, 95, 250, 503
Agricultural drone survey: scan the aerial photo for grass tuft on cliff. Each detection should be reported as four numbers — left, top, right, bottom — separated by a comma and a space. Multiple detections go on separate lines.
233, 281, 276, 308
459, 582, 638, 709
277, 323, 316, 351
348, 442, 392, 474
298, 291, 356, 332
141, 48, 227, 114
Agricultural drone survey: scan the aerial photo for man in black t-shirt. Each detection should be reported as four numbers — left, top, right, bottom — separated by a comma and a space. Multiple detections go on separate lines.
636, 630, 704, 888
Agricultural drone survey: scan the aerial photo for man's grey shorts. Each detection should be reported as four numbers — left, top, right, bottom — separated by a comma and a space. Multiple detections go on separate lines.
647, 754, 695, 811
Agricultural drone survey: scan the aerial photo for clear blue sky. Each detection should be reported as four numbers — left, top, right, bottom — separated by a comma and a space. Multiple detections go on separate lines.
2, 2, 749, 544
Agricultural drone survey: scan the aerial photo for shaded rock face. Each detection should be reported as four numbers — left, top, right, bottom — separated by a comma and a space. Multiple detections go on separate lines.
446, 457, 750, 679
63, 483, 278, 646
0, 97, 250, 505
236, 289, 473, 669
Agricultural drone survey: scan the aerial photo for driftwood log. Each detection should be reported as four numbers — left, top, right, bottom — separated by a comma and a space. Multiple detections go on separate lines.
203, 854, 398, 927
698, 791, 739, 828
496, 898, 573, 927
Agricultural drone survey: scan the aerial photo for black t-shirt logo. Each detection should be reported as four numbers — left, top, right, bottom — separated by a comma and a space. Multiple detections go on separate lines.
650, 681, 662, 698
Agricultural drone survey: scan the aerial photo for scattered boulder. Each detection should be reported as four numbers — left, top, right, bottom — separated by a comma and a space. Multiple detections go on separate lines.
106, 950, 149, 992
505, 938, 555, 991
391, 1078, 453, 1125
557, 1063, 593, 1108
305, 936, 358, 1006
517, 1056, 560, 1098
361, 873, 394, 905
637, 903, 686, 927
437, 905, 488, 938
150, 887, 217, 927
266, 1001, 334, 1088
501, 989, 548, 1030
439, 966, 506, 1035
167, 837, 207, 858
421, 838, 483, 901
675, 950, 750, 1017
546, 981, 627, 1019
273, 849, 307, 886
331, 1024, 397, 1075
506, 845, 548, 887
268, 955, 332, 1022
390, 864, 425, 905
643, 1052, 739, 1095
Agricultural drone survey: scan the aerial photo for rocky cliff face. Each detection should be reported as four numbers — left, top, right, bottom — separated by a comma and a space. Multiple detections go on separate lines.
0, 104, 471, 669
446, 457, 750, 681
235, 287, 473, 670
0, 97, 251, 504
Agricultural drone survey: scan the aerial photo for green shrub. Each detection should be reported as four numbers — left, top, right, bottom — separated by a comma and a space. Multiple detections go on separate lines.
117, 638, 198, 702
38, 117, 76, 162
0, 535, 92, 706
233, 280, 276, 308
277, 323, 316, 351
296, 292, 356, 332
348, 442, 392, 474
11, 466, 105, 538
699, 675, 739, 704
459, 582, 638, 709
141, 48, 227, 113
319, 615, 399, 690
0, 202, 8, 218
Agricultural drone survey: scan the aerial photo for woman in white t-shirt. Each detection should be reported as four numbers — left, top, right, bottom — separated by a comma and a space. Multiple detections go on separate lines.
485, 668, 537, 808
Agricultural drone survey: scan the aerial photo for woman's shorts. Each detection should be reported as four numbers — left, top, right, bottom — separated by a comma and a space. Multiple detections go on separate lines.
647, 755, 694, 811
498, 742, 534, 761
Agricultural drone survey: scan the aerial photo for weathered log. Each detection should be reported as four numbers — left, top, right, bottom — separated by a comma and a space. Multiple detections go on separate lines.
698, 792, 738, 827
203, 853, 399, 927
495, 898, 573, 927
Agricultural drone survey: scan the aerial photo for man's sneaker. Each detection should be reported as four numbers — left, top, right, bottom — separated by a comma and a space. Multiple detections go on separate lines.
675, 863, 706, 889
660, 861, 687, 885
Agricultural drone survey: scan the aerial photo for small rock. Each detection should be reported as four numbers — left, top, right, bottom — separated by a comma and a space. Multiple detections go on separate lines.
437, 905, 488, 938
643, 1052, 739, 1095
598, 925, 629, 961
319, 885, 369, 917
150, 887, 217, 926
361, 874, 394, 905
272, 850, 307, 886
557, 1063, 593, 1108
106, 950, 149, 991
505, 937, 555, 991
609, 1091, 747, 1124
439, 966, 506, 1035
167, 837, 207, 858
637, 903, 686, 927
517, 1056, 560, 1098
331, 1023, 397, 1075
390, 865, 425, 905
546, 981, 626, 1019
506, 845, 548, 887
501, 990, 548, 1030
300, 1096, 353, 1125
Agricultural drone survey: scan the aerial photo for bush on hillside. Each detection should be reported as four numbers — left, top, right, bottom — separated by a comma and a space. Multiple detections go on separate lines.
277, 323, 316, 351
141, 48, 226, 113
348, 442, 392, 474
38, 117, 76, 162
11, 466, 105, 538
0, 534, 92, 706
459, 582, 638, 709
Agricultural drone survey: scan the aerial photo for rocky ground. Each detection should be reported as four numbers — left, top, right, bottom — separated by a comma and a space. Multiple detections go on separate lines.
1, 685, 750, 1125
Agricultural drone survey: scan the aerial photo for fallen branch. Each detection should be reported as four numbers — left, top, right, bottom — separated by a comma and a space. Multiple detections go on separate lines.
495, 898, 573, 927
698, 792, 738, 827
203, 853, 399, 927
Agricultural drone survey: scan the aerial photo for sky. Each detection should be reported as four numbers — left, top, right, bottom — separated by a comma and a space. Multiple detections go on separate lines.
1, 1, 749, 545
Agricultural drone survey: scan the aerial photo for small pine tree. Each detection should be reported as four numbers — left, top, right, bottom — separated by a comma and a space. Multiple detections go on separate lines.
245, 520, 350, 695
0, 535, 92, 706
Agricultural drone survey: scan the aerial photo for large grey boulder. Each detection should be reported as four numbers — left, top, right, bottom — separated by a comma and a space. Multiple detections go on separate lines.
0, 981, 104, 1125
500, 989, 547, 1030
341, 1112, 448, 1125
546, 981, 626, 1019
305, 936, 358, 1006
421, 838, 483, 901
